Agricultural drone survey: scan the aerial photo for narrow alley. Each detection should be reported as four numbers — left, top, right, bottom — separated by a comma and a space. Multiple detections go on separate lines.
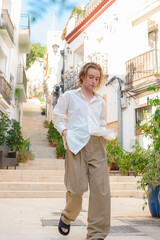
0, 98, 159, 240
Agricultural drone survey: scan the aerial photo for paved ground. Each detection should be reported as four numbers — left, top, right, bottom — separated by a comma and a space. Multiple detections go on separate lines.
0, 197, 159, 240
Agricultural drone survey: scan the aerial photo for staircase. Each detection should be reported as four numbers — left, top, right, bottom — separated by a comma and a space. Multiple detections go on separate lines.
0, 169, 143, 198
0, 98, 144, 198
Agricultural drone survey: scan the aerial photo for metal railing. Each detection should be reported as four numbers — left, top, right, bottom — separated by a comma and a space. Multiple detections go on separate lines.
126, 49, 160, 85
17, 66, 27, 94
64, 53, 108, 91
0, 74, 11, 105
0, 9, 14, 44
64, 70, 79, 91
20, 14, 30, 34
86, 0, 102, 15
75, 0, 102, 27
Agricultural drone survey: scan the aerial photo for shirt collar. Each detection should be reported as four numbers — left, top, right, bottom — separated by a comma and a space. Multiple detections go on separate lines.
75, 87, 101, 98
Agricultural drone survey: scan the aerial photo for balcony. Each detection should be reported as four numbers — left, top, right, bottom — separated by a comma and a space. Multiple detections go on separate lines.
19, 15, 30, 53
64, 70, 79, 92
0, 9, 14, 47
75, 0, 102, 27
125, 49, 160, 93
0, 73, 11, 106
16, 66, 27, 102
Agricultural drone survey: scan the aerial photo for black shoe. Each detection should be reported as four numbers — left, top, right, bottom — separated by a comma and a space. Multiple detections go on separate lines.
58, 215, 70, 236
97, 239, 104, 240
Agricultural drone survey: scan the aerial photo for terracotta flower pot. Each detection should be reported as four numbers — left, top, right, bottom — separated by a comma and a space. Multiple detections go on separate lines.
51, 142, 56, 147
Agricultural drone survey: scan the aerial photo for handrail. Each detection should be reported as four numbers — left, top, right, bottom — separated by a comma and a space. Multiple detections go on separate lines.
126, 49, 160, 84
0, 9, 14, 44
0, 74, 11, 105
20, 14, 30, 35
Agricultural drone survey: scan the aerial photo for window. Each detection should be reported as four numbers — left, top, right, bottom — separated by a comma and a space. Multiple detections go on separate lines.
148, 31, 157, 49
135, 105, 152, 127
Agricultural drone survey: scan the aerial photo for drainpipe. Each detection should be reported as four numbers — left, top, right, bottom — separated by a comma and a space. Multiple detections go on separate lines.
106, 76, 123, 146
60, 50, 65, 93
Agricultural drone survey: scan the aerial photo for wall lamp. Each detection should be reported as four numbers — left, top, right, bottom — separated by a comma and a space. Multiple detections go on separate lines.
52, 44, 59, 55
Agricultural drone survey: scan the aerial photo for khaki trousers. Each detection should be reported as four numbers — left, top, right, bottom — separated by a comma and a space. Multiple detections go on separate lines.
62, 136, 110, 240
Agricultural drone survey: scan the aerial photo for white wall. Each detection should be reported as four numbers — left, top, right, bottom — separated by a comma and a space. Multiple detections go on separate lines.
0, 0, 28, 123
46, 31, 64, 93
122, 97, 136, 151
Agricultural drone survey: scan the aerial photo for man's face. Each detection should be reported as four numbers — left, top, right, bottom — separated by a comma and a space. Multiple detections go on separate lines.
82, 68, 100, 92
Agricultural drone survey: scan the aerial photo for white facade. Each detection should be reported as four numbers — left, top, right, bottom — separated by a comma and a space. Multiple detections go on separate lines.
122, 0, 160, 151
59, 0, 160, 151
46, 30, 64, 94
26, 58, 44, 97
0, 0, 30, 124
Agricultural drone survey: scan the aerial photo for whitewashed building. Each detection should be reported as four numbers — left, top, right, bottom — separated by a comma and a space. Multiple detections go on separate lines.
44, 30, 64, 122
58, 0, 160, 152
0, 0, 30, 123
45, 30, 64, 94
123, 0, 160, 151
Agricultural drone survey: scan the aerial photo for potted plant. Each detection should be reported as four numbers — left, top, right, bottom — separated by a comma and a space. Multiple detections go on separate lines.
136, 87, 160, 216
0, 111, 9, 146
17, 140, 35, 163
41, 107, 45, 115
118, 87, 160, 216
39, 97, 46, 115
106, 138, 124, 172
6, 119, 24, 151
43, 120, 49, 128
47, 120, 59, 145
55, 137, 66, 159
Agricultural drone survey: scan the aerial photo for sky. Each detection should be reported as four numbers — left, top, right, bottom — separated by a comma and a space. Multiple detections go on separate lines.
21, 0, 90, 46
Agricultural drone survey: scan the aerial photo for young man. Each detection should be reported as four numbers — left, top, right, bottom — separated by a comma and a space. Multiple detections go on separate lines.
53, 62, 114, 240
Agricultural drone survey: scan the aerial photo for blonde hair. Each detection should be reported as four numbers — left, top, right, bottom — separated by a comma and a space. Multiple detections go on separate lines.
78, 62, 104, 89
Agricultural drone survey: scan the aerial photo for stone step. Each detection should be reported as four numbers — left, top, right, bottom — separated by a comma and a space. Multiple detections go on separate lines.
111, 190, 144, 198
111, 182, 138, 190
0, 182, 138, 191
0, 189, 143, 198
109, 176, 141, 182
0, 190, 89, 198
18, 159, 64, 170
0, 170, 65, 182
0, 182, 66, 191
0, 170, 140, 182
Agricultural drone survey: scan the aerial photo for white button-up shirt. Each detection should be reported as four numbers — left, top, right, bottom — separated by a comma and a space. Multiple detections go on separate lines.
52, 88, 115, 154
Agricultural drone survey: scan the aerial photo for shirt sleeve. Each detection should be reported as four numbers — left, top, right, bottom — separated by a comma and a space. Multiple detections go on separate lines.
100, 99, 116, 140
52, 92, 69, 134
100, 99, 107, 128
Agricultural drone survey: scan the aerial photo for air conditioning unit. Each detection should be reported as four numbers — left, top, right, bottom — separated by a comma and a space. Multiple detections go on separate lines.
121, 97, 128, 108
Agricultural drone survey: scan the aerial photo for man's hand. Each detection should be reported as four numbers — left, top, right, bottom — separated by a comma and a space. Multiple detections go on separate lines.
62, 129, 68, 145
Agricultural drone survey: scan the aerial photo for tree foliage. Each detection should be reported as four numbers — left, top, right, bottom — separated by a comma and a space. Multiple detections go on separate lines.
28, 0, 73, 22
26, 42, 46, 70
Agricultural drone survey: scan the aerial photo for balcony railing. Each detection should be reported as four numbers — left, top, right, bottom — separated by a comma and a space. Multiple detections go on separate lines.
75, 0, 102, 27
64, 70, 79, 91
0, 74, 11, 105
126, 49, 160, 86
0, 9, 14, 44
17, 66, 27, 94
64, 54, 108, 92
20, 14, 30, 33
19, 14, 30, 53
86, 0, 102, 15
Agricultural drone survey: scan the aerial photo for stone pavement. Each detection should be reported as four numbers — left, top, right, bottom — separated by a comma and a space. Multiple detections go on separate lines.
0, 197, 159, 240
